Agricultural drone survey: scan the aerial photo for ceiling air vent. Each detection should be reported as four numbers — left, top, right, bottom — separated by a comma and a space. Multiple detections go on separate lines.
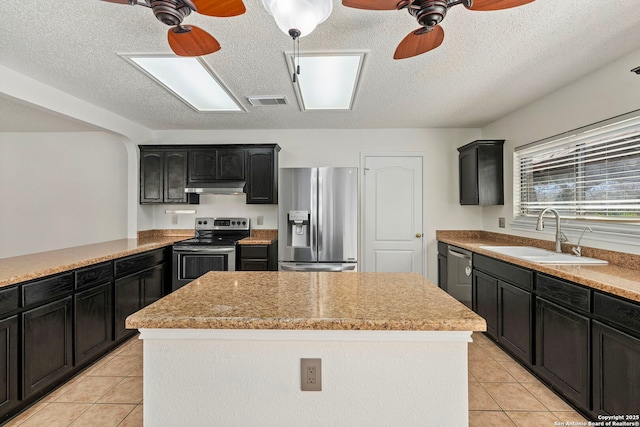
631, 66, 640, 75
247, 96, 288, 107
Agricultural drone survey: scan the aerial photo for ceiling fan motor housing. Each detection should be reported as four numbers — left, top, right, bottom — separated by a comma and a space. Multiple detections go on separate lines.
410, 0, 448, 29
150, 0, 191, 26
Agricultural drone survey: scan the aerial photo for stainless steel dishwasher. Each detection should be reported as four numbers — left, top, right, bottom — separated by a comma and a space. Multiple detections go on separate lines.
446, 245, 473, 308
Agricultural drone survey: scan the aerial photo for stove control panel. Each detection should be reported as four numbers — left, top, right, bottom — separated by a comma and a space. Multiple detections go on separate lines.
195, 217, 250, 231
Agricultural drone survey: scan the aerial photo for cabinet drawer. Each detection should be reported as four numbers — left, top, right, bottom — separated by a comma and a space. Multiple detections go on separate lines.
537, 274, 591, 313
240, 260, 269, 271
593, 292, 640, 337
240, 245, 269, 259
22, 273, 74, 307
0, 286, 19, 316
75, 262, 113, 289
473, 254, 533, 291
115, 249, 165, 278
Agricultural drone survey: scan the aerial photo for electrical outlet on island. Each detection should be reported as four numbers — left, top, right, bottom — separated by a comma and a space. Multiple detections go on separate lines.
301, 358, 322, 391
498, 217, 506, 228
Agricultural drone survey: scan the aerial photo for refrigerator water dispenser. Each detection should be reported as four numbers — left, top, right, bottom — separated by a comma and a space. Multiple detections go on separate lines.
288, 210, 310, 248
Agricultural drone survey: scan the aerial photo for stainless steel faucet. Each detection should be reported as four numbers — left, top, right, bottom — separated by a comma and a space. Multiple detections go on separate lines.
536, 208, 568, 253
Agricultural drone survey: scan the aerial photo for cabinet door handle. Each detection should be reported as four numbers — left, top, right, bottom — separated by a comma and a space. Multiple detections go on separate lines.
416, 233, 422, 238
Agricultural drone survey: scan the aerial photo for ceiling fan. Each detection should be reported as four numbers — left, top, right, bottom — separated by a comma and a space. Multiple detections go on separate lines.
100, 0, 246, 56
342, 0, 534, 59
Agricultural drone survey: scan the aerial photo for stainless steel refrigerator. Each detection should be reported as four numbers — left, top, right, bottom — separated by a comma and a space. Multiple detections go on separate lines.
278, 167, 358, 272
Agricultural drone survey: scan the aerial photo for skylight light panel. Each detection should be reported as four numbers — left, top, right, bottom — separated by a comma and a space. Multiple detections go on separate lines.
120, 54, 243, 112
289, 53, 364, 111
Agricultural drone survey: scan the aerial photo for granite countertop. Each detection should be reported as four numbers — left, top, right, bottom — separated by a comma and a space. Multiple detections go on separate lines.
437, 230, 640, 303
0, 235, 191, 288
0, 228, 276, 288
238, 229, 278, 245
126, 271, 487, 332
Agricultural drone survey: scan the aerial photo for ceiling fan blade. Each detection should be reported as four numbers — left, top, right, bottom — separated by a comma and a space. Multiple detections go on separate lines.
342, 0, 401, 11
466, 0, 534, 11
168, 25, 221, 57
100, 0, 135, 4
190, 0, 246, 17
394, 25, 444, 60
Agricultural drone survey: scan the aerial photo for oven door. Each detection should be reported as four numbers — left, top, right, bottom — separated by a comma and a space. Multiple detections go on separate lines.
172, 246, 236, 291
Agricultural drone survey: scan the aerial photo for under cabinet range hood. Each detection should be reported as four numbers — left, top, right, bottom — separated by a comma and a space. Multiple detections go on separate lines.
184, 181, 246, 195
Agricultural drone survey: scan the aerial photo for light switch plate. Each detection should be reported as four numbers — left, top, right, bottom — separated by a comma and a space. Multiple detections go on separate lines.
498, 217, 506, 228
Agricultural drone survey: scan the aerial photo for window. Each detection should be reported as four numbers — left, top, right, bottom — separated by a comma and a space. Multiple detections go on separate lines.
514, 112, 640, 223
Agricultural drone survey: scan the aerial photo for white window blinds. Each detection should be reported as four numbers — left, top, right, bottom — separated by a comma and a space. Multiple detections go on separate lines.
514, 113, 640, 221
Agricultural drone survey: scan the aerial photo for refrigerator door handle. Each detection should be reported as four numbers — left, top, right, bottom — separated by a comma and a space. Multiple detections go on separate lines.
279, 263, 356, 272
311, 168, 318, 262
317, 175, 323, 253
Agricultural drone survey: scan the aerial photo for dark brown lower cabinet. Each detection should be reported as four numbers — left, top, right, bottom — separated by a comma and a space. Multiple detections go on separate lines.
473, 270, 498, 340
470, 253, 640, 420
237, 243, 278, 271
592, 321, 640, 416
0, 249, 169, 422
535, 298, 590, 411
0, 316, 18, 415
437, 253, 448, 290
498, 281, 533, 364
142, 264, 164, 306
75, 283, 114, 365
114, 275, 141, 341
22, 297, 73, 399
115, 264, 165, 341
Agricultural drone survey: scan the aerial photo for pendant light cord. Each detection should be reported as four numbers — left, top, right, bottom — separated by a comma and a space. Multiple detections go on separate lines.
289, 29, 301, 83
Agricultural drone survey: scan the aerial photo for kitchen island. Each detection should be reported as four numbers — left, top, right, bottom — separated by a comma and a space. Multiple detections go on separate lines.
126, 271, 486, 426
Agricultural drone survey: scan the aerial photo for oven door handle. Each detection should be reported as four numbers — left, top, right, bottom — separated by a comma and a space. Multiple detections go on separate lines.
174, 247, 236, 253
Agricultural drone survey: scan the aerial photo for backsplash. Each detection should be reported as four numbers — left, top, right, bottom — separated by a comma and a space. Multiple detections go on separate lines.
143, 194, 278, 230
138, 229, 194, 239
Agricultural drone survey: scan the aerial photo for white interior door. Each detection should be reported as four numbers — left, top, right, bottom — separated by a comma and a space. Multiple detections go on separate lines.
362, 155, 424, 273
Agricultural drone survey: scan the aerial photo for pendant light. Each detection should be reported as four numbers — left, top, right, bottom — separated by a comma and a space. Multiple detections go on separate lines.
262, 0, 332, 81
262, 0, 333, 38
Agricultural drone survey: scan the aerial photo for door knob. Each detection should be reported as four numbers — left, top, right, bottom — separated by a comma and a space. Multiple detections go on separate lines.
416, 233, 422, 238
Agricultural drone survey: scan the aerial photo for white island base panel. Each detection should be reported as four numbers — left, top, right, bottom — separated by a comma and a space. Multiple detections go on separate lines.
138, 329, 472, 427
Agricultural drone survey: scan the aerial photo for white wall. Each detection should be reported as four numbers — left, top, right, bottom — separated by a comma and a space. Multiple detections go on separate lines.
0, 132, 129, 258
142, 330, 470, 427
481, 47, 640, 254
145, 128, 482, 282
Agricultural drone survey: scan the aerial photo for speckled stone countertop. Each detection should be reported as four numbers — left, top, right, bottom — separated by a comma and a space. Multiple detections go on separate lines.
0, 234, 191, 288
238, 229, 278, 245
126, 271, 487, 332
437, 230, 640, 303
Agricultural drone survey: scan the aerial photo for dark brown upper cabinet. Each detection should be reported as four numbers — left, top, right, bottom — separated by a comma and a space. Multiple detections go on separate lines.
217, 149, 245, 181
188, 149, 245, 183
188, 149, 218, 184
458, 140, 504, 205
140, 149, 194, 204
245, 147, 279, 204
140, 144, 279, 205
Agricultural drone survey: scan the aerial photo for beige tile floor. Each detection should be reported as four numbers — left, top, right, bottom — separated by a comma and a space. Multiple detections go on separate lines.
5, 332, 591, 426
5, 337, 143, 427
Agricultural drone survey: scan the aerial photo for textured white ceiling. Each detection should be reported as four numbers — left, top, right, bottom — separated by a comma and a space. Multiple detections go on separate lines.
1, 0, 639, 131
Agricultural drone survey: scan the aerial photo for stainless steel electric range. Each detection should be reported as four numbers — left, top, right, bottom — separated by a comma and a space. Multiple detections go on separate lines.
172, 217, 250, 291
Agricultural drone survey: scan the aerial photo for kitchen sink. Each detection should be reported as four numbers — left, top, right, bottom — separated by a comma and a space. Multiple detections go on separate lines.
479, 246, 608, 265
